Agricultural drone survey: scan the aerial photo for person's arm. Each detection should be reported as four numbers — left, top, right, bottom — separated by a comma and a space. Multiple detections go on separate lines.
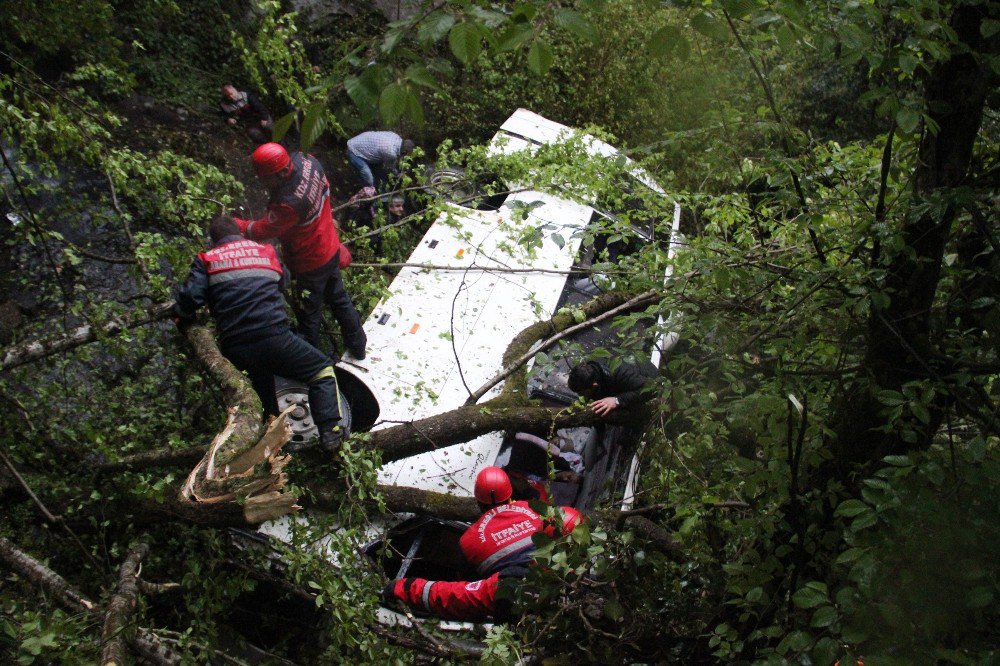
234, 204, 298, 241
247, 93, 273, 127
173, 257, 209, 321
383, 574, 500, 621
609, 363, 657, 408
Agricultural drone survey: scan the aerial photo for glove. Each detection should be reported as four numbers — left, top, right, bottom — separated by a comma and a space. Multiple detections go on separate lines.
381, 580, 400, 605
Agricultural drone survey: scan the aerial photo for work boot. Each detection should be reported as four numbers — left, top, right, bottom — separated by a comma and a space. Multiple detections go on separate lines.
319, 425, 346, 454
347, 344, 366, 361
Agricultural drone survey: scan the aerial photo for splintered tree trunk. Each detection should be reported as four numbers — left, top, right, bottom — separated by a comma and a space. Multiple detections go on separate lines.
177, 324, 299, 525
831, 5, 1000, 467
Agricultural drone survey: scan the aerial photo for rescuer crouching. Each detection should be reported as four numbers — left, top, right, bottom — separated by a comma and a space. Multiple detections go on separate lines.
382, 467, 583, 621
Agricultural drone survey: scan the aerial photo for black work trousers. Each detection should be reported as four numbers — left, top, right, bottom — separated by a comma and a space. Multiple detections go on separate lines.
222, 329, 342, 428
292, 251, 366, 354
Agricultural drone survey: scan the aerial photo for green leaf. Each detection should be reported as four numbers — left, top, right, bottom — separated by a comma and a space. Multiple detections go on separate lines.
271, 111, 296, 142
691, 12, 729, 41
404, 89, 425, 128
345, 74, 377, 110
449, 22, 483, 64
967, 586, 993, 608
776, 630, 812, 654
604, 597, 624, 621
381, 27, 405, 54
875, 389, 905, 406
851, 511, 878, 530
862, 478, 891, 492
495, 22, 534, 53
469, 6, 507, 29
775, 24, 797, 52
648, 25, 682, 58
551, 232, 565, 249
553, 8, 597, 42
379, 83, 409, 125
835, 499, 870, 517
722, 0, 757, 20
527, 39, 554, 75
792, 584, 828, 609
882, 454, 912, 467
812, 637, 840, 665
896, 106, 921, 133
419, 11, 455, 45
910, 400, 931, 424
836, 548, 864, 565
981, 18, 1000, 39
810, 605, 838, 628
299, 102, 327, 152
404, 64, 438, 90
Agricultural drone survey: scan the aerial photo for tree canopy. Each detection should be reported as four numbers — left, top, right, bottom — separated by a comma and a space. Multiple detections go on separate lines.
1, 0, 997, 663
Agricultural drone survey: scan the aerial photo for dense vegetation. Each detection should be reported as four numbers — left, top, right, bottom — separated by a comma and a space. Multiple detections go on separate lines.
1, 0, 997, 663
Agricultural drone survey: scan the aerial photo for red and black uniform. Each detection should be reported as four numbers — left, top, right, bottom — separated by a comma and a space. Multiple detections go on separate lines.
388, 502, 583, 621
173, 235, 343, 427
234, 153, 365, 354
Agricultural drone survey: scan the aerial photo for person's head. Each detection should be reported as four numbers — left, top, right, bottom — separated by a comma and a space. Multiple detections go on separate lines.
250, 142, 292, 188
387, 195, 405, 218
474, 466, 512, 510
221, 84, 239, 101
568, 361, 601, 398
400, 139, 415, 158
209, 215, 241, 244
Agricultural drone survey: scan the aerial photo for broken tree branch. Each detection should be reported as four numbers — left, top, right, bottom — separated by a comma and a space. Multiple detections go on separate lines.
101, 538, 151, 666
1, 300, 174, 371
176, 324, 299, 525
0, 536, 95, 612
0, 536, 182, 665
371, 403, 603, 463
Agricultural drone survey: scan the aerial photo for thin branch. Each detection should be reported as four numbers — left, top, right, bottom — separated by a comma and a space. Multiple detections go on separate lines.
348, 261, 627, 276
464, 289, 659, 405
0, 447, 103, 571
1, 300, 175, 371
106, 172, 152, 283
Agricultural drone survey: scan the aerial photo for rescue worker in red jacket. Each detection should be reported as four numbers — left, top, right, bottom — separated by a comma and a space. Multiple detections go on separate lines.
383, 467, 583, 621
173, 216, 346, 451
234, 143, 367, 360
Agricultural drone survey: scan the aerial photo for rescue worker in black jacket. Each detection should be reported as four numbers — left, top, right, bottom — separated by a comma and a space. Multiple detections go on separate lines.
567, 358, 658, 416
173, 216, 346, 452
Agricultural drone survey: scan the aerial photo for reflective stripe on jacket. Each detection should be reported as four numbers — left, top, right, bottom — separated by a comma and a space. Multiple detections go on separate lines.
460, 501, 583, 577
174, 236, 288, 345
392, 573, 500, 621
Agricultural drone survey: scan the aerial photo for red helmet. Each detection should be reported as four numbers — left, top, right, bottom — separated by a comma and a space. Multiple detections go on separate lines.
474, 467, 512, 505
251, 142, 290, 177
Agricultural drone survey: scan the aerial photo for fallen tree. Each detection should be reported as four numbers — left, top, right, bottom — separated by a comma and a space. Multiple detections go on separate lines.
1, 300, 175, 372
0, 536, 182, 665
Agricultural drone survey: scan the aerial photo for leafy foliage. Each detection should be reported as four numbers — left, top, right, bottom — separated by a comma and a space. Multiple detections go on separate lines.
1, 0, 998, 663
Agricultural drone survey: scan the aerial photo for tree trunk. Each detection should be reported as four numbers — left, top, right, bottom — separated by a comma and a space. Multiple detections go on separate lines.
831, 5, 1000, 467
